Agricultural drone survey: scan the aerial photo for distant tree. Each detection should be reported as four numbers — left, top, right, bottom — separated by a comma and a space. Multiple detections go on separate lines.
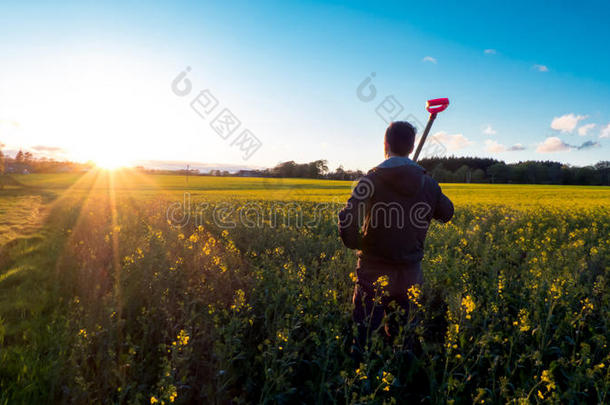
471, 168, 486, 183
511, 164, 528, 184
595, 161, 610, 185
419, 156, 499, 173
430, 163, 444, 179
547, 162, 563, 184
305, 159, 328, 178
319, 160, 329, 176
15, 150, 24, 163
430, 163, 453, 183
0, 149, 4, 190
533, 163, 549, 184
560, 166, 574, 185
23, 151, 34, 164
487, 162, 510, 183
331, 165, 346, 180
413, 156, 609, 185
327, 166, 364, 181
272, 161, 296, 177
269, 160, 329, 179
575, 166, 599, 185
515, 161, 538, 183
454, 165, 471, 183
349, 169, 365, 180
171, 157, 610, 184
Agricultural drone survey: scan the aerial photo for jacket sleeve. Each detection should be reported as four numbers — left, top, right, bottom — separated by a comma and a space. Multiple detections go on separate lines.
338, 177, 371, 249
432, 183, 454, 223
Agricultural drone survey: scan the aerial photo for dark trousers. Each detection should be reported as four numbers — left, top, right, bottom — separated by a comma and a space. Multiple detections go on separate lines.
352, 257, 423, 348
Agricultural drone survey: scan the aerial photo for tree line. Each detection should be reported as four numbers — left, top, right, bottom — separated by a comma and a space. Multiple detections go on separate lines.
236, 160, 365, 180
239, 157, 610, 185
418, 157, 610, 185
0, 149, 92, 175
1, 148, 609, 186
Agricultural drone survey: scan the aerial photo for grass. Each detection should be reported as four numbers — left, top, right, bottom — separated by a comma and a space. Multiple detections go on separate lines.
0, 208, 74, 403
1, 170, 609, 403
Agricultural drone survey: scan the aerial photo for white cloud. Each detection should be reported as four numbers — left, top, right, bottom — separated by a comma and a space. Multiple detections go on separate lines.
577, 140, 601, 150
537, 137, 602, 152
422, 56, 437, 64
482, 124, 497, 135
484, 140, 526, 153
577, 123, 596, 136
536, 137, 571, 153
600, 123, 610, 138
32, 145, 65, 153
433, 131, 473, 150
0, 119, 20, 128
0, 119, 20, 136
484, 49, 497, 54
551, 113, 588, 133
508, 143, 526, 151
27, 145, 67, 159
484, 139, 505, 152
532, 64, 549, 72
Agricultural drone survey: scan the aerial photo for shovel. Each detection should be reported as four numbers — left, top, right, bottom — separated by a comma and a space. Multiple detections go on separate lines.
412, 98, 450, 162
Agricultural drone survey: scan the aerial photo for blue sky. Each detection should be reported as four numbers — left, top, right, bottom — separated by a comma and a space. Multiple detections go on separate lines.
1, 0, 609, 171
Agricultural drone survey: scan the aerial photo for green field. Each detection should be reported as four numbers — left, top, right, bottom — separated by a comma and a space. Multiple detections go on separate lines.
11, 172, 610, 207
1, 171, 609, 404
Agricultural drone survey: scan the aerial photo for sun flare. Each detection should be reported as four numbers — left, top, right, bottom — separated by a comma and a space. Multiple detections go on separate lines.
93, 156, 130, 170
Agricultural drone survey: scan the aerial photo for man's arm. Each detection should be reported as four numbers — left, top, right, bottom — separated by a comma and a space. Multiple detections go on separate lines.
338, 178, 371, 249
432, 183, 454, 223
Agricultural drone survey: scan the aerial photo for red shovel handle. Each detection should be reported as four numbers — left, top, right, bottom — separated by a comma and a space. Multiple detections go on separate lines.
426, 97, 449, 114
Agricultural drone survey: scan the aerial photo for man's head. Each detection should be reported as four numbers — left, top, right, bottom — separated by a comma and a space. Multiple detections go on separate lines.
384, 121, 417, 157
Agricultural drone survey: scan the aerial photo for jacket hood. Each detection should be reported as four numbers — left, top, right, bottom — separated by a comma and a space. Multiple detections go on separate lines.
369, 158, 425, 196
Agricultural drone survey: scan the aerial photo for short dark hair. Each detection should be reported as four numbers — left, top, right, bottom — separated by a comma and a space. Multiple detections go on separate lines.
385, 121, 417, 156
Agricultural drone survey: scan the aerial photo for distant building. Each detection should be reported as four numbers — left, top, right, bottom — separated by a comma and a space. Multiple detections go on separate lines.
7, 164, 31, 174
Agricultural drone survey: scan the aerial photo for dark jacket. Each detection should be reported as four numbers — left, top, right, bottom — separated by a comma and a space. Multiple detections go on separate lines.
338, 157, 453, 265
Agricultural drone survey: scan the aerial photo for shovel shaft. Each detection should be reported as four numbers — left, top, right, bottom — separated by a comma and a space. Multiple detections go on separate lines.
412, 113, 437, 162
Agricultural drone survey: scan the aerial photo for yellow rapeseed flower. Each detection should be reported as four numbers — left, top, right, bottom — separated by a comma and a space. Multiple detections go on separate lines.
231, 289, 246, 312
375, 275, 389, 288
407, 284, 422, 308
175, 329, 189, 346
461, 295, 475, 319
540, 369, 556, 391
382, 371, 394, 386
581, 297, 594, 312
277, 330, 289, 343
548, 279, 565, 301
355, 365, 367, 380
517, 309, 531, 332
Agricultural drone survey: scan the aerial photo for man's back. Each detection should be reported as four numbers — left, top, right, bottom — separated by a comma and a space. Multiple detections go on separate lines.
338, 156, 453, 265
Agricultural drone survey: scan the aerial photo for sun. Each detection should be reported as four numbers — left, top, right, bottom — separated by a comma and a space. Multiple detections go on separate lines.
93, 156, 130, 170
84, 144, 133, 170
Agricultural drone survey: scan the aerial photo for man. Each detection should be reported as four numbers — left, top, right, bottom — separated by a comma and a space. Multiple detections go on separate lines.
338, 121, 453, 348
